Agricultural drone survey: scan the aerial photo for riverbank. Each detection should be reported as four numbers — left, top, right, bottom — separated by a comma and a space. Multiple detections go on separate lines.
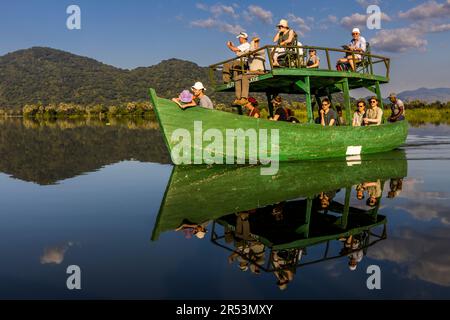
1, 104, 449, 126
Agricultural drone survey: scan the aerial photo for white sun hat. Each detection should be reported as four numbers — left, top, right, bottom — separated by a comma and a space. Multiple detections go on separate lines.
277, 19, 289, 28
192, 81, 206, 91
352, 27, 361, 34
236, 32, 248, 39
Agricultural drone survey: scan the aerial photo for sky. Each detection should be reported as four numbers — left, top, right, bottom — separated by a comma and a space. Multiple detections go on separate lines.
0, 0, 449, 94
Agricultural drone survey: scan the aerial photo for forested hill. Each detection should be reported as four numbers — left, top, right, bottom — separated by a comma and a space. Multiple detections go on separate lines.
0, 47, 216, 109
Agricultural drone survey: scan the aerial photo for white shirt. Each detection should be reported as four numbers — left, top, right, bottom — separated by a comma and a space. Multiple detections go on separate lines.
237, 42, 251, 56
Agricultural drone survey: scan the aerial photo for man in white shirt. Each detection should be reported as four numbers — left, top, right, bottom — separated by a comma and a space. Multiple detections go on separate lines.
223, 32, 251, 83
337, 27, 367, 72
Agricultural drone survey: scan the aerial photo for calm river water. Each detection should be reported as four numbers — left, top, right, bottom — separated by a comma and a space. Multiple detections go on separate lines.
0, 118, 449, 299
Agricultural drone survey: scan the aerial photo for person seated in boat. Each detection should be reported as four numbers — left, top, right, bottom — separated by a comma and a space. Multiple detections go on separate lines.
175, 219, 209, 239
233, 37, 266, 106
171, 90, 195, 109
365, 180, 382, 207
306, 49, 320, 68
223, 32, 251, 83
192, 82, 214, 109
271, 249, 302, 290
364, 96, 383, 126
336, 105, 346, 125
320, 98, 337, 126
356, 183, 366, 200
388, 178, 403, 198
337, 27, 366, 72
316, 190, 338, 212
388, 92, 405, 122
352, 100, 367, 126
244, 97, 260, 118
269, 95, 296, 122
340, 233, 364, 271
271, 19, 301, 67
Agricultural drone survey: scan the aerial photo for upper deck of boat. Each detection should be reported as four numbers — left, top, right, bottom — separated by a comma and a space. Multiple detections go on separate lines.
209, 44, 390, 96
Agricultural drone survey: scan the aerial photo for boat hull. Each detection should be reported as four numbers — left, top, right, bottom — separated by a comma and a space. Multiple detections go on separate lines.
149, 88, 408, 163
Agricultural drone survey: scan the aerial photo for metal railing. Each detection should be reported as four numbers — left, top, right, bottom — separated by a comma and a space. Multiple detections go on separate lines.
208, 44, 390, 89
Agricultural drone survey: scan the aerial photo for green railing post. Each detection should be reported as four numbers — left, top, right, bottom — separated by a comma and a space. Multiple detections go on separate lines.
375, 81, 383, 110
338, 78, 352, 125
339, 187, 351, 229
326, 49, 331, 70
208, 67, 215, 90
266, 92, 274, 118
295, 77, 313, 123
304, 198, 312, 238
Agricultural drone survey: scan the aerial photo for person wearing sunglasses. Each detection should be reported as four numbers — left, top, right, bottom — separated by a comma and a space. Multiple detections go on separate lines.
352, 100, 367, 126
337, 27, 366, 71
364, 97, 383, 126
319, 98, 337, 126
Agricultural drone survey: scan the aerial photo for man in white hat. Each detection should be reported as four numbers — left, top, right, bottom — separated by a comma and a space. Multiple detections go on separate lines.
337, 27, 366, 71
222, 32, 251, 83
191, 81, 214, 109
272, 19, 300, 67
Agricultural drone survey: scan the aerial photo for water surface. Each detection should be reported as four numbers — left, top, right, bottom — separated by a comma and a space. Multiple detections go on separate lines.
1, 119, 449, 299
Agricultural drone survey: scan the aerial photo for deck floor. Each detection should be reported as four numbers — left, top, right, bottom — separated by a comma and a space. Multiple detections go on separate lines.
215, 68, 389, 96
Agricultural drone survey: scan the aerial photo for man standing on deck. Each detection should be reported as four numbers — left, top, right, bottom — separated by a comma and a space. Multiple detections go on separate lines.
223, 32, 251, 83
388, 93, 405, 122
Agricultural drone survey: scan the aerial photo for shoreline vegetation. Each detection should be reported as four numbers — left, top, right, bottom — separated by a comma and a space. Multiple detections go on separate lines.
0, 100, 449, 126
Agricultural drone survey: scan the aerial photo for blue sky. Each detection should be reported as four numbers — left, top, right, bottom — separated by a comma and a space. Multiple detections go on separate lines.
0, 0, 449, 94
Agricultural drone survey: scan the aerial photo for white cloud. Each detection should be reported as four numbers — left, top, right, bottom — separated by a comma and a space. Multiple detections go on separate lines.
328, 15, 338, 23
40, 242, 73, 265
247, 5, 273, 24
220, 22, 244, 35
370, 26, 427, 52
191, 18, 216, 29
287, 13, 311, 36
428, 23, 450, 32
210, 4, 239, 19
340, 12, 391, 29
190, 18, 243, 35
196, 3, 208, 11
399, 0, 450, 20
356, 0, 381, 8
368, 227, 450, 287
370, 21, 450, 53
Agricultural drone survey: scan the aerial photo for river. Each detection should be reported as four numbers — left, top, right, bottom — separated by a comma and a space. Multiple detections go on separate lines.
0, 119, 449, 299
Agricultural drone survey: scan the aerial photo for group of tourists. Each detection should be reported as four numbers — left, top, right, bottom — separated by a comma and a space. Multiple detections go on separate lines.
171, 81, 213, 110
318, 92, 405, 127
170, 18, 405, 126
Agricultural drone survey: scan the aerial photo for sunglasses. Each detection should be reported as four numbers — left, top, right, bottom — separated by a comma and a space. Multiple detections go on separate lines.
352, 33, 359, 35
358, 105, 365, 107
370, 100, 377, 103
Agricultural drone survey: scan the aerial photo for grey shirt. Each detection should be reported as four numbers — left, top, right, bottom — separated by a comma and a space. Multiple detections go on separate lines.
199, 95, 214, 109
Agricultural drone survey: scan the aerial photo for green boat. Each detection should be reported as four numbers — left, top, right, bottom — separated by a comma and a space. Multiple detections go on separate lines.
151, 150, 407, 241
149, 45, 408, 164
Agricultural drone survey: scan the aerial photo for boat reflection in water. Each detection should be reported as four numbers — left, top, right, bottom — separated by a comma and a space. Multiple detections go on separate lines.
152, 150, 407, 290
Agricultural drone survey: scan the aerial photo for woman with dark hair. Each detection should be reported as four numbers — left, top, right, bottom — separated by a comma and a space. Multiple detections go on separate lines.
352, 100, 367, 126
244, 97, 260, 118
